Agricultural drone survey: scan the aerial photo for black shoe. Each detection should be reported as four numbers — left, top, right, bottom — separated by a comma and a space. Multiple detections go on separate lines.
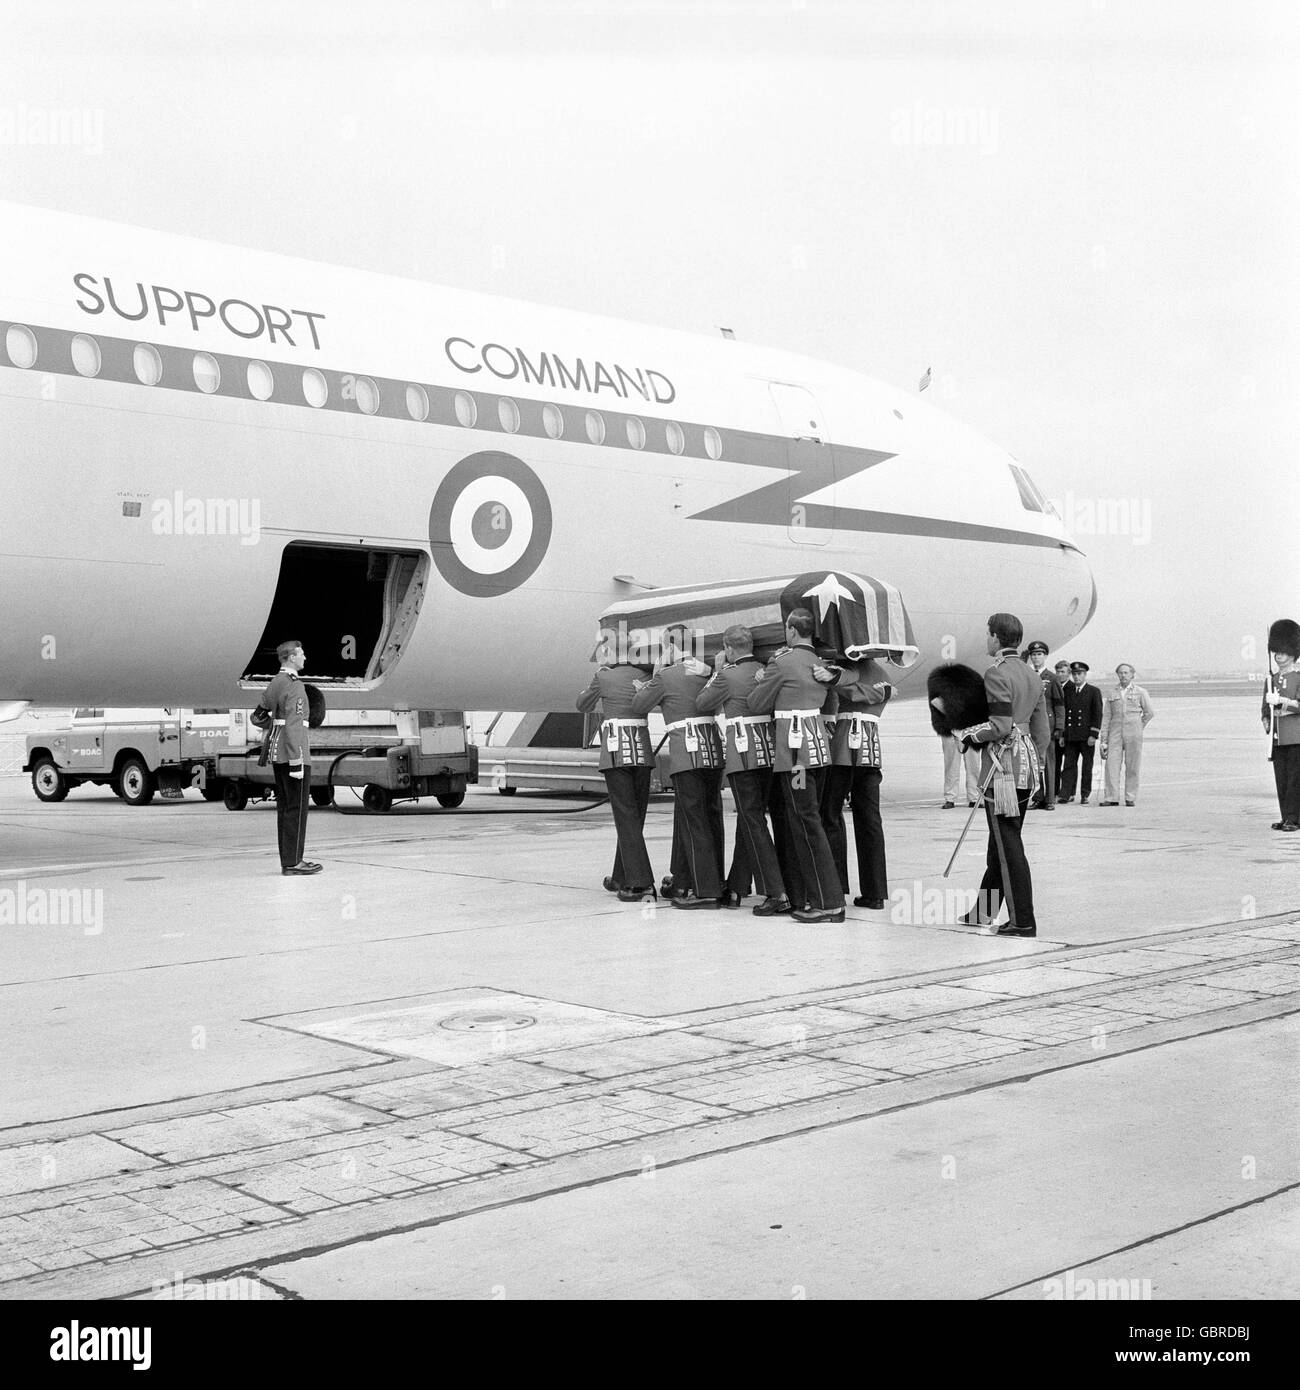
941, 800, 955, 810
282, 861, 323, 875
672, 891, 720, 910
1099, 801, 1119, 806
1283, 822, 1300, 833
660, 877, 684, 900
602, 876, 621, 893
617, 886, 656, 902
997, 925, 1037, 937
1272, 821, 1288, 830
1125, 801, 1135, 807
1058, 796, 1073, 804
1041, 803, 1055, 811
853, 896, 885, 910
957, 910, 987, 927
792, 906, 846, 923
719, 889, 745, 909
968, 801, 979, 808
1079, 796, 1090, 805
752, 895, 792, 916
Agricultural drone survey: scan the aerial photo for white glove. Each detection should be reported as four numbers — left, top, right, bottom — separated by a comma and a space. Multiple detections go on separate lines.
683, 657, 709, 677
289, 767, 304, 780
1265, 691, 1283, 707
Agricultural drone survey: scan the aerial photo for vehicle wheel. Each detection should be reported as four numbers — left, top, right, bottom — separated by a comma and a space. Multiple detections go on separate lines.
436, 789, 466, 809
31, 758, 70, 803
223, 781, 249, 811
310, 785, 335, 807
117, 757, 156, 807
362, 784, 392, 813
199, 779, 226, 802
497, 785, 517, 797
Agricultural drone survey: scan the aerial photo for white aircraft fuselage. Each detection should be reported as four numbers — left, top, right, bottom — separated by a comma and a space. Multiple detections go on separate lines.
0, 202, 1094, 709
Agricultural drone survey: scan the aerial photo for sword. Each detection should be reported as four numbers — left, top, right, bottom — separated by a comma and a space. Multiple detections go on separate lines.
943, 747, 1003, 878
1267, 651, 1277, 763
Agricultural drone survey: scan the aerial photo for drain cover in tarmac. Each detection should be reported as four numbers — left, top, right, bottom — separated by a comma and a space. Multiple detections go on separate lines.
265, 989, 662, 1064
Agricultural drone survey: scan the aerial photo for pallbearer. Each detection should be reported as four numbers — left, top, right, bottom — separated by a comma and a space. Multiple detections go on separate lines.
748, 608, 844, 923
630, 636, 726, 908
697, 624, 790, 916
577, 655, 657, 901
818, 656, 892, 910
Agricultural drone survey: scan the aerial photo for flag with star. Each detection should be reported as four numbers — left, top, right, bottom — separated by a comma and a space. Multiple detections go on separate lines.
780, 570, 920, 665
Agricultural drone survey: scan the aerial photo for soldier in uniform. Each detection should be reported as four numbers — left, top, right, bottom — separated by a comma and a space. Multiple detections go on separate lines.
630, 635, 726, 908
952, 613, 1049, 936
696, 624, 790, 916
1052, 660, 1070, 798
1263, 618, 1300, 831
256, 640, 322, 875
747, 608, 845, 923
1059, 660, 1103, 803
816, 657, 892, 909
577, 655, 657, 900
1024, 640, 1064, 810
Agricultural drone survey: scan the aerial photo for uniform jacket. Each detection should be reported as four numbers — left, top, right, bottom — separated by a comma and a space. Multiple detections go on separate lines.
1062, 680, 1103, 742
258, 670, 310, 766
746, 642, 834, 772
577, 664, 655, 770
1101, 683, 1155, 743
629, 661, 724, 775
1038, 669, 1066, 737
695, 656, 776, 775
825, 658, 891, 768
1263, 665, 1300, 748
961, 650, 1050, 791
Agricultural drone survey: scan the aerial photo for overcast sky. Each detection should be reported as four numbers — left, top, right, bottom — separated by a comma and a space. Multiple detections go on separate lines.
4, 0, 1295, 671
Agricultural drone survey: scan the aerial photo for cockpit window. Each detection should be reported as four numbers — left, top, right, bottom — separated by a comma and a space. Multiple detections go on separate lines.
1009, 464, 1057, 517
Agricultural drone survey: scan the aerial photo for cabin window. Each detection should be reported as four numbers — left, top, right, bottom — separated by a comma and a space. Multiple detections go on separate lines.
625, 417, 646, 450
303, 368, 328, 407
406, 383, 429, 421
192, 352, 219, 393
665, 421, 685, 455
133, 343, 162, 386
498, 398, 520, 433
585, 410, 605, 445
455, 391, 478, 427
703, 426, 722, 460
542, 403, 564, 439
247, 360, 274, 401
354, 376, 379, 415
72, 335, 101, 377
6, 324, 37, 368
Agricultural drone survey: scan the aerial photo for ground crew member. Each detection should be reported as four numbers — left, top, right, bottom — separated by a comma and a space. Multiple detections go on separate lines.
952, 613, 1049, 935
696, 624, 790, 916
1059, 660, 1103, 803
747, 608, 844, 923
630, 638, 726, 908
1099, 664, 1155, 806
941, 733, 981, 809
256, 640, 321, 875
577, 658, 657, 900
817, 656, 891, 909
1024, 640, 1064, 810
1263, 618, 1300, 831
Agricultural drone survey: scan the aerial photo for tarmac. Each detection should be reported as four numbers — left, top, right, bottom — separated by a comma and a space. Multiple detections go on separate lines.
0, 693, 1296, 1301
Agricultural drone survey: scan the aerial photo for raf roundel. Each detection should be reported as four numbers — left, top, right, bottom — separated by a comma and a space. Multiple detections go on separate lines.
428, 451, 553, 596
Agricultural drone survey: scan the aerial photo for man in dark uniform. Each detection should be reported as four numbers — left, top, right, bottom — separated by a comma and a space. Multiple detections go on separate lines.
1052, 660, 1070, 799
256, 640, 321, 875
696, 624, 790, 916
1059, 660, 1103, 803
747, 608, 845, 923
1024, 640, 1064, 810
1262, 618, 1300, 832
953, 613, 1049, 936
816, 656, 892, 909
630, 637, 726, 909
577, 656, 657, 900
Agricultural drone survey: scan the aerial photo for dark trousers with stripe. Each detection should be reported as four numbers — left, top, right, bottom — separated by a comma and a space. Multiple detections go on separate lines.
728, 769, 783, 898
671, 770, 724, 899
272, 763, 311, 869
1273, 744, 1300, 824
776, 768, 843, 911
978, 788, 1035, 929
1052, 738, 1065, 799
1034, 742, 1056, 807
604, 766, 653, 890
1060, 741, 1095, 800
822, 764, 887, 901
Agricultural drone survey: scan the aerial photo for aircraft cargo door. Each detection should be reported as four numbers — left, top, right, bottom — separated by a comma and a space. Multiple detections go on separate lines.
768, 382, 832, 545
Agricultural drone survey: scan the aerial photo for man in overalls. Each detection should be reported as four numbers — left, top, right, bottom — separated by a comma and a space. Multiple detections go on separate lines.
1099, 664, 1155, 806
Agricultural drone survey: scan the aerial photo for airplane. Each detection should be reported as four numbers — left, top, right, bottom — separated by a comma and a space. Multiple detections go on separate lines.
0, 201, 1094, 713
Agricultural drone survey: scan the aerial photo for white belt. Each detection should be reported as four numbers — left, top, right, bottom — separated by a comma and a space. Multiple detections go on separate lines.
722, 713, 771, 755
273, 719, 286, 725
776, 708, 824, 720
666, 718, 717, 732
723, 715, 773, 727
601, 717, 647, 728
833, 712, 879, 724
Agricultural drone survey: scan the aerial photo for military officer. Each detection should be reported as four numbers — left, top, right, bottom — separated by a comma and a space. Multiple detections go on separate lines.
1099, 664, 1155, 806
747, 608, 845, 923
1263, 618, 1300, 831
256, 640, 321, 875
696, 624, 790, 916
1024, 640, 1064, 810
630, 634, 726, 908
1051, 659, 1071, 798
577, 656, 658, 900
1059, 660, 1103, 803
952, 613, 1049, 936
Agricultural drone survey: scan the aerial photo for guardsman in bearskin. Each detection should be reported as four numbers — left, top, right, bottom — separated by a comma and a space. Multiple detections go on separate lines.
950, 613, 1049, 935
816, 657, 892, 910
630, 632, 726, 908
577, 653, 658, 901
256, 640, 322, 875
1059, 660, 1103, 803
747, 607, 845, 923
696, 624, 791, 916
1263, 618, 1300, 832
1023, 640, 1064, 810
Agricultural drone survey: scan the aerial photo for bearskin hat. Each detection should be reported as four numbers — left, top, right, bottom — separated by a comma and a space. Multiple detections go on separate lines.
304, 682, 327, 729
1268, 619, 1300, 660
927, 663, 988, 737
